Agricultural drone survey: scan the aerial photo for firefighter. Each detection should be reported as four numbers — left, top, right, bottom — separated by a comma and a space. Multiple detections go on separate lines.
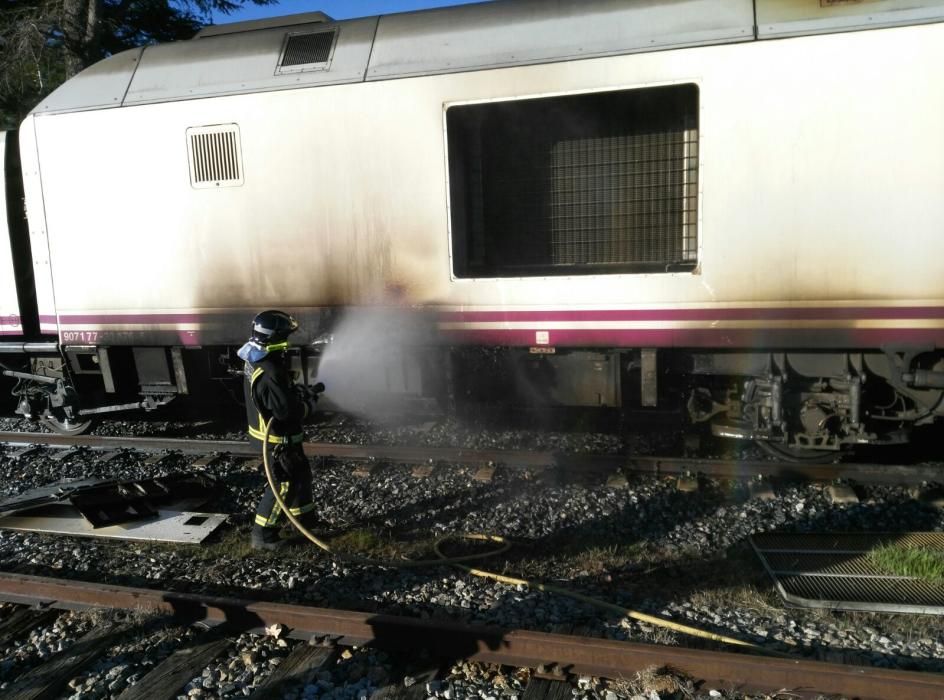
237, 310, 322, 550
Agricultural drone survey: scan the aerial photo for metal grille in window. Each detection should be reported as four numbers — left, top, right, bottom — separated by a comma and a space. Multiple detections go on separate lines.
277, 30, 336, 72
186, 125, 243, 189
447, 84, 699, 277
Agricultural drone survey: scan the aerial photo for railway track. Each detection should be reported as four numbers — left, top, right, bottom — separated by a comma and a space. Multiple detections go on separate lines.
0, 572, 941, 700
0, 431, 941, 486
1, 427, 942, 697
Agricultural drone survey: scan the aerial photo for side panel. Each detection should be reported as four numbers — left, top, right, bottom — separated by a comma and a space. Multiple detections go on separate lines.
33, 49, 142, 116
18, 119, 58, 336
757, 0, 944, 37
0, 133, 22, 336
367, 0, 753, 79
123, 17, 378, 105
26, 22, 944, 348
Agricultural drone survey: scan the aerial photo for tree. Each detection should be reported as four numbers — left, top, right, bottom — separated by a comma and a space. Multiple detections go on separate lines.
0, 0, 277, 128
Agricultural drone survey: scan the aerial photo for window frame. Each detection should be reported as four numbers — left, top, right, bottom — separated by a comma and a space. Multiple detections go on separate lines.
442, 81, 702, 281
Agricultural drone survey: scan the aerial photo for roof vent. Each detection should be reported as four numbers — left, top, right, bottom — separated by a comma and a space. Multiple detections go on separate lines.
195, 12, 332, 39
187, 125, 243, 189
277, 29, 337, 73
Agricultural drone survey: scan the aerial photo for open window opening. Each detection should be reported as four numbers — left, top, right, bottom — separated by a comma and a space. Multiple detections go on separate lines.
447, 83, 699, 278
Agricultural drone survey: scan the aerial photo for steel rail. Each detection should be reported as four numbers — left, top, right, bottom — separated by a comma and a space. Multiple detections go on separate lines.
0, 572, 939, 700
0, 431, 940, 485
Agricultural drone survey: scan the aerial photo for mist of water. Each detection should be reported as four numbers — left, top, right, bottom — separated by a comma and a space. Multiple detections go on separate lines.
313, 308, 437, 423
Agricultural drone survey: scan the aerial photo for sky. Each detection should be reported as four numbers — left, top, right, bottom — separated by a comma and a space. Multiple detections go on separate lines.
212, 0, 492, 25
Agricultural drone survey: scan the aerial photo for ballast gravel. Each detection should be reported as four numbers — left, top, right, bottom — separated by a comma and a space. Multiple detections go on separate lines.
0, 414, 942, 695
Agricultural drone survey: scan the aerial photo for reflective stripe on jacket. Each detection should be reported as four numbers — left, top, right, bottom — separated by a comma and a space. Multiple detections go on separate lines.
243, 358, 306, 449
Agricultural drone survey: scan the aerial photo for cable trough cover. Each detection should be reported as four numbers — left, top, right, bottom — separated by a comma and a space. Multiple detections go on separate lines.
0, 473, 226, 544
751, 532, 944, 615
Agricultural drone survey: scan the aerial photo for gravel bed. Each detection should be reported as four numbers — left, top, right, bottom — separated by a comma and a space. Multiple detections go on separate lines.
0, 607, 98, 690
0, 416, 943, 689
0, 413, 671, 456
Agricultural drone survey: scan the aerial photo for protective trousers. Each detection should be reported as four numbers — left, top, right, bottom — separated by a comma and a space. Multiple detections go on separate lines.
253, 445, 315, 532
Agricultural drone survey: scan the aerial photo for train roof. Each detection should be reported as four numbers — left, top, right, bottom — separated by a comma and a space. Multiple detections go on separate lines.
32, 0, 944, 115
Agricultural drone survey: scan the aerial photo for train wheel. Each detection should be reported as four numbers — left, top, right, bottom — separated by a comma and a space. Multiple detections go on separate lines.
41, 414, 94, 436
755, 440, 839, 463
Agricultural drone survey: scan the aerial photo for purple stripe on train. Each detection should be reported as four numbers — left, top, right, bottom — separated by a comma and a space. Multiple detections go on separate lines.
44, 305, 944, 327
438, 306, 944, 322
440, 327, 944, 348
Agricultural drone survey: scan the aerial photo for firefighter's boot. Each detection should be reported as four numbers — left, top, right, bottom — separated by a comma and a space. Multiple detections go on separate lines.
250, 525, 286, 551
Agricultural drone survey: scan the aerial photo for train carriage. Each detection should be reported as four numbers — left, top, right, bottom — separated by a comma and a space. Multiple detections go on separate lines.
1, 0, 943, 455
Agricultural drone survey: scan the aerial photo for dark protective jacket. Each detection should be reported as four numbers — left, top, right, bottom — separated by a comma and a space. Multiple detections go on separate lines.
243, 355, 310, 451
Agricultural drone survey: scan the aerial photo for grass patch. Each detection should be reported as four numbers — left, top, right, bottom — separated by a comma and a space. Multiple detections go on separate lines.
607, 666, 694, 698
512, 540, 653, 580
689, 583, 781, 616
869, 544, 944, 584
567, 543, 648, 575
150, 528, 255, 561
330, 528, 385, 553
327, 527, 433, 561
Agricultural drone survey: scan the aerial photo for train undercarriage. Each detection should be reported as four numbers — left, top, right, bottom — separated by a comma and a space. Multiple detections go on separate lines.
685, 350, 944, 460
3, 343, 942, 461
455, 346, 944, 460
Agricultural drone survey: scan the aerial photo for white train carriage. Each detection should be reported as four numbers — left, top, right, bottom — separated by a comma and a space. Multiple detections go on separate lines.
2, 0, 943, 454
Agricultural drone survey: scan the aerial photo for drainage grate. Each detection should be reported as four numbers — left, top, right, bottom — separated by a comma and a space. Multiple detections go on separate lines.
751, 532, 944, 614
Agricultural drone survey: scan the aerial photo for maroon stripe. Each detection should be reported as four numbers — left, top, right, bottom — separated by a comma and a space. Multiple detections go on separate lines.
438, 306, 944, 323
57, 313, 209, 324
46, 305, 944, 326
441, 327, 944, 348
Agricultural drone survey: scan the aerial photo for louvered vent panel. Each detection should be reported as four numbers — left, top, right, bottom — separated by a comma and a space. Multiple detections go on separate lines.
278, 30, 336, 71
186, 125, 243, 189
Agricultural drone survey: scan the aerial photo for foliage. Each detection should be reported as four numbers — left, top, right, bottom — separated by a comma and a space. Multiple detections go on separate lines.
869, 543, 944, 584
0, 1, 63, 127
0, 0, 277, 129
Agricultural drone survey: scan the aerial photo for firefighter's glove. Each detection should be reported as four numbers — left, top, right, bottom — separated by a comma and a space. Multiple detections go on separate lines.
295, 383, 325, 416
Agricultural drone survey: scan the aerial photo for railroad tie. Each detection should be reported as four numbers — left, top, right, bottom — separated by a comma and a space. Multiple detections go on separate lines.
353, 463, 377, 478
675, 473, 700, 493
49, 448, 79, 463
4, 621, 129, 700
411, 464, 435, 479
605, 473, 628, 489
523, 677, 573, 700
0, 607, 59, 650
143, 452, 177, 467
247, 642, 337, 700
371, 657, 442, 700
473, 465, 496, 483
826, 483, 859, 504
911, 485, 944, 509
748, 479, 775, 501
5, 447, 45, 461
115, 630, 231, 700
189, 454, 223, 469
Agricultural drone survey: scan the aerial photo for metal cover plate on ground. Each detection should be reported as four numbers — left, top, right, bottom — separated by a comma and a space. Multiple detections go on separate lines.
0, 507, 226, 544
751, 532, 944, 615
